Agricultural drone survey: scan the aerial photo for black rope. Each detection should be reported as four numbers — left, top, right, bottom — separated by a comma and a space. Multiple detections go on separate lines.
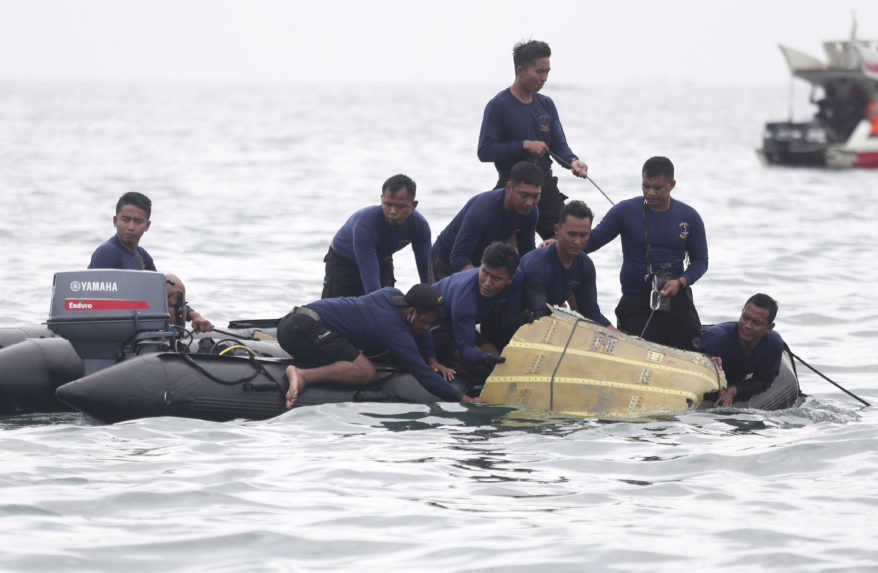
177, 352, 285, 393
639, 309, 657, 339
787, 348, 870, 407
549, 318, 586, 411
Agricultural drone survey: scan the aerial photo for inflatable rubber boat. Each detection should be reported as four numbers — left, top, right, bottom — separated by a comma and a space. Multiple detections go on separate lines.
0, 269, 288, 415
480, 310, 801, 418
4, 270, 801, 422
1, 269, 455, 420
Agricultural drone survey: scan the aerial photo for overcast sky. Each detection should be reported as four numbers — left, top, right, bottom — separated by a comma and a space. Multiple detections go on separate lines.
2, 0, 878, 85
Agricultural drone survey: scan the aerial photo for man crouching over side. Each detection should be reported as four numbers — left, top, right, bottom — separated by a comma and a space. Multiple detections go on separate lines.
277, 284, 482, 408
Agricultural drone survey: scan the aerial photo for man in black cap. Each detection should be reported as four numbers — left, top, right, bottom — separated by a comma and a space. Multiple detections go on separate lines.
277, 284, 478, 407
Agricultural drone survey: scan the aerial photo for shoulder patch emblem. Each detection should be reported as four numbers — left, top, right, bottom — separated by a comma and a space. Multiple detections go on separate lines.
679, 222, 689, 239
537, 114, 551, 133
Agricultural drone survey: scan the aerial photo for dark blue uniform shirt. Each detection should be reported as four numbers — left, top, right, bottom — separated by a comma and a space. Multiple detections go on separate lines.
477, 89, 577, 177
697, 321, 784, 401
432, 188, 537, 272
434, 267, 524, 364
306, 288, 460, 401
520, 244, 610, 326
585, 197, 708, 295
331, 206, 431, 293
88, 235, 156, 271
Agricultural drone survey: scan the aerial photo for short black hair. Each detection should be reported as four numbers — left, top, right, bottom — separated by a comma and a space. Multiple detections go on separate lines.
558, 200, 593, 225
382, 174, 416, 200
513, 40, 551, 70
745, 293, 778, 323
116, 192, 152, 219
508, 161, 544, 188
481, 241, 520, 275
642, 156, 675, 181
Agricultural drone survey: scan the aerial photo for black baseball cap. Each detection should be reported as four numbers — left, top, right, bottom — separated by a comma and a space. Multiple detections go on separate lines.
390, 284, 444, 312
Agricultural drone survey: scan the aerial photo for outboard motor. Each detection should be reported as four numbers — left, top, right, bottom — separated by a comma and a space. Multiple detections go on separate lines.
46, 270, 173, 375
0, 270, 173, 414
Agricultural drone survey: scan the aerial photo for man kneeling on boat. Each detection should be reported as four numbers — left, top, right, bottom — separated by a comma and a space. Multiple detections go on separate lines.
433, 242, 524, 377
520, 200, 613, 326
278, 284, 479, 408
696, 293, 784, 407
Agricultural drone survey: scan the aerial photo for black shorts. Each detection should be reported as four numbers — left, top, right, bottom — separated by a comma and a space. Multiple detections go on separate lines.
276, 308, 361, 367
614, 287, 702, 350
321, 246, 395, 299
496, 173, 565, 241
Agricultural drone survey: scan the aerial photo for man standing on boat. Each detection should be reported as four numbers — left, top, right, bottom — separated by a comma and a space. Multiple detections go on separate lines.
430, 161, 541, 281
696, 293, 784, 407
519, 200, 611, 327
478, 39, 588, 240
584, 156, 707, 349
279, 284, 477, 407
322, 174, 431, 299
433, 242, 523, 376
88, 191, 214, 332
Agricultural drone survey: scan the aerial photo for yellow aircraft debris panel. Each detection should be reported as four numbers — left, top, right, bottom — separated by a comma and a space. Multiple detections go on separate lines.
480, 309, 726, 418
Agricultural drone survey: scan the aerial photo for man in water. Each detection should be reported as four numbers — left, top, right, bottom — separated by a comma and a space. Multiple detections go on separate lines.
520, 200, 611, 327
696, 293, 785, 407
88, 192, 213, 332
477, 39, 588, 240
430, 161, 541, 281
584, 156, 707, 349
278, 284, 475, 407
322, 174, 431, 298
433, 242, 523, 374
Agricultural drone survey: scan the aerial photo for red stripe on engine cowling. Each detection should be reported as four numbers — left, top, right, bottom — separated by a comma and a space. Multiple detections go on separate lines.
64, 299, 151, 311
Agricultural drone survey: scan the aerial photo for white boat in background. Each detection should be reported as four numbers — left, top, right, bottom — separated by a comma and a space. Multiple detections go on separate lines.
758, 21, 878, 168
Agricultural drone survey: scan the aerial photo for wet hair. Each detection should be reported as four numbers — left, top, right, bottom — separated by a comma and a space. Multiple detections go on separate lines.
508, 161, 544, 188
481, 242, 520, 276
642, 156, 675, 181
115, 192, 152, 219
745, 293, 778, 323
382, 174, 417, 200
513, 40, 551, 70
558, 200, 593, 225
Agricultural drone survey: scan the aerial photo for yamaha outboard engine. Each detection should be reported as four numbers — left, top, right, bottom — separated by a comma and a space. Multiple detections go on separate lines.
46, 270, 173, 374
0, 270, 172, 414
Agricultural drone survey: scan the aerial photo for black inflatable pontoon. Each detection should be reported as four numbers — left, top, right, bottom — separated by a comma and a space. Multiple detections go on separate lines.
55, 354, 450, 423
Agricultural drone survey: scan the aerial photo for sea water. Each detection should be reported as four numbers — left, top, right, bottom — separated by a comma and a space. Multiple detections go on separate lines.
0, 81, 876, 571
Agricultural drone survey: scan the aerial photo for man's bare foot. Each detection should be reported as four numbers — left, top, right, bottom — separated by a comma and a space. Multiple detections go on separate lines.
285, 365, 306, 408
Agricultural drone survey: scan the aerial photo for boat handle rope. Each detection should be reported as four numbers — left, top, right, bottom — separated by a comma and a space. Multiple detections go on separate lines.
548, 317, 586, 411
784, 344, 870, 407
177, 352, 286, 393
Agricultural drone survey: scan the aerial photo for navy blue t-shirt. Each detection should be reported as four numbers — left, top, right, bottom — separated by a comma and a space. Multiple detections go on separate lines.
696, 321, 784, 401
88, 235, 156, 271
585, 197, 708, 295
477, 89, 577, 177
331, 206, 431, 293
434, 267, 524, 365
432, 188, 537, 272
520, 244, 610, 326
306, 288, 461, 401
